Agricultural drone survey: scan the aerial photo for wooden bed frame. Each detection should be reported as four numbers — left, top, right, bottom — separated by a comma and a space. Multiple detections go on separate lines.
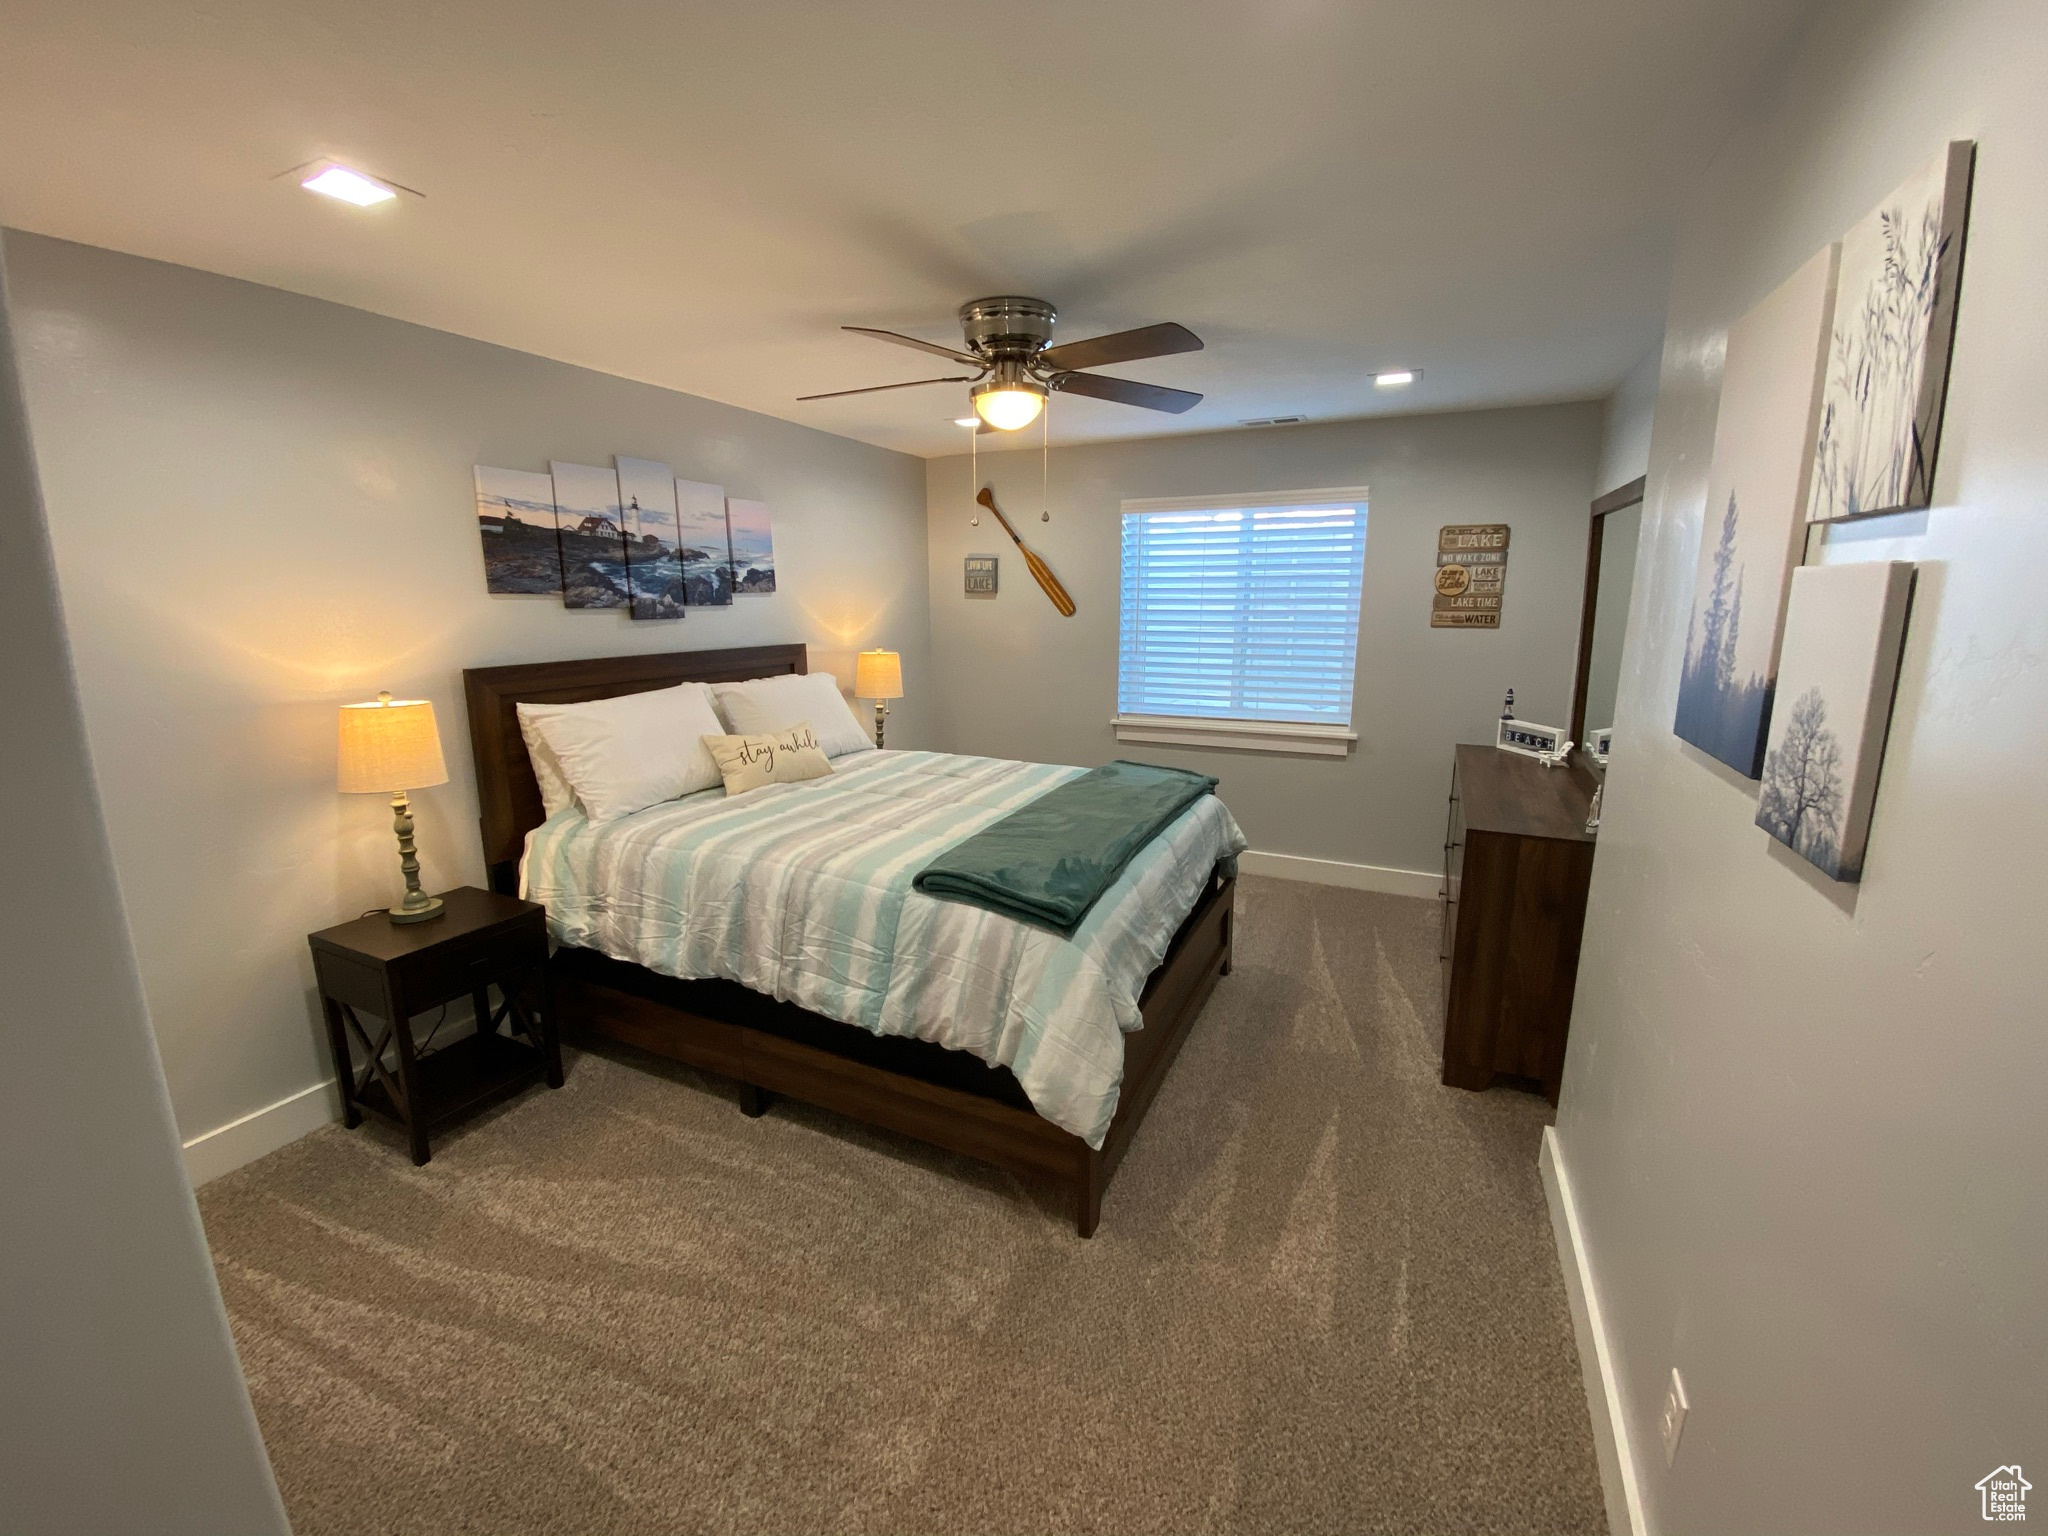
462, 643, 1235, 1236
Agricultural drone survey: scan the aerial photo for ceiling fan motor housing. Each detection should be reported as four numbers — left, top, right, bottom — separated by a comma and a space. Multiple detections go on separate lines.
959, 296, 1057, 359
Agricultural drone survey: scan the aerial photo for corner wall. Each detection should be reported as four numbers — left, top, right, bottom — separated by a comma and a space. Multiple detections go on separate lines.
926, 403, 1603, 878
1554, 0, 2048, 1529
0, 221, 287, 1536
5, 230, 930, 1173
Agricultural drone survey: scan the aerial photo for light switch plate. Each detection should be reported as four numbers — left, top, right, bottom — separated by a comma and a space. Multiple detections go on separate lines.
1660, 1367, 1689, 1467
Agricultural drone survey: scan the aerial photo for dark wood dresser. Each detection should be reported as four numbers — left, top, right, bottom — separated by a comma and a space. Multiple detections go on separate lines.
1439, 743, 1600, 1103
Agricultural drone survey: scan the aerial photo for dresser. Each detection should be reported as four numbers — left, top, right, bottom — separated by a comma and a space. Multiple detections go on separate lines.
1439, 743, 1599, 1103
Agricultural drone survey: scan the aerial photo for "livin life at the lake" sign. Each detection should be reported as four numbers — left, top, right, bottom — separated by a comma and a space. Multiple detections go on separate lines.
1431, 523, 1511, 628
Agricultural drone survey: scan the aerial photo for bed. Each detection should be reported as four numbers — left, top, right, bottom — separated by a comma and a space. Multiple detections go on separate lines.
463, 643, 1239, 1235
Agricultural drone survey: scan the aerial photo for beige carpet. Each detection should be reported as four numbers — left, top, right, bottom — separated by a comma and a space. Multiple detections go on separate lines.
200, 876, 1605, 1536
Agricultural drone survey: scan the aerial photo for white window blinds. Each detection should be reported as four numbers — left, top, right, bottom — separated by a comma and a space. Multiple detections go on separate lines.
1118, 491, 1368, 727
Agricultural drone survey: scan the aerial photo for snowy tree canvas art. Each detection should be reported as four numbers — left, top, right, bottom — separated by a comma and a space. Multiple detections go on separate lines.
1674, 246, 1839, 777
1756, 561, 1915, 882
1806, 141, 1975, 522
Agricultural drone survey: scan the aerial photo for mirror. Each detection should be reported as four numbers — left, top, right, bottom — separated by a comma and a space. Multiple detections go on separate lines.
1570, 478, 1646, 754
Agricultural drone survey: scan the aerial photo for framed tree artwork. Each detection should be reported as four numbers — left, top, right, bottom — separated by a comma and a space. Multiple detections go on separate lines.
1755, 561, 1915, 881
1807, 141, 1975, 522
1674, 245, 1839, 778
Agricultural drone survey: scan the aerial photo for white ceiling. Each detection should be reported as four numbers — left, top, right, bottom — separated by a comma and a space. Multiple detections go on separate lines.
0, 0, 1808, 458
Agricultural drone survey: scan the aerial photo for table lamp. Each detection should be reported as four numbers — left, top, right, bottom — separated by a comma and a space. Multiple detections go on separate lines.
338, 691, 450, 924
854, 649, 903, 749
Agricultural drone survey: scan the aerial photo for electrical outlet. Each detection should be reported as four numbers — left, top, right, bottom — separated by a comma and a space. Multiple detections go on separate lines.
1660, 1368, 1690, 1467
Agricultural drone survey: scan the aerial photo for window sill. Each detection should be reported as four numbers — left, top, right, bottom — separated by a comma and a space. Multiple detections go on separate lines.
1110, 714, 1357, 757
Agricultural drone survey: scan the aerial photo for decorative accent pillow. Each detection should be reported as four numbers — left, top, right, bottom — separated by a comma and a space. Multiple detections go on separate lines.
517, 682, 727, 823
712, 671, 873, 758
703, 723, 835, 796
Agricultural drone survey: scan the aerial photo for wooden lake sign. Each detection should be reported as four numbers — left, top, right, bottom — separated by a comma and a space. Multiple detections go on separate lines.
1432, 524, 1511, 628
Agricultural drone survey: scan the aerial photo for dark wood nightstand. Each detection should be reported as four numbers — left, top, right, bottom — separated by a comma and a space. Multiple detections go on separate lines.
309, 886, 563, 1164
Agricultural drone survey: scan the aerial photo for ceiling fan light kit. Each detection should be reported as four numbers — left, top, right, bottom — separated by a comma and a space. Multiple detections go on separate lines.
802, 295, 1205, 428
972, 367, 1047, 431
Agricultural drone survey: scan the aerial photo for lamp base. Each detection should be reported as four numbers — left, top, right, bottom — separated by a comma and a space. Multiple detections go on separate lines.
384, 790, 443, 924
387, 895, 445, 925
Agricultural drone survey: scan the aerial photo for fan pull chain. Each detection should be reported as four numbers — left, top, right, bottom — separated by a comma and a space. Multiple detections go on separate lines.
1041, 394, 1050, 521
969, 417, 979, 525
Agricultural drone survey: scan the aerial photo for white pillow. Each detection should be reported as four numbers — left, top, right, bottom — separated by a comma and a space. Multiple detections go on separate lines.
515, 705, 577, 819
713, 672, 873, 758
517, 682, 727, 823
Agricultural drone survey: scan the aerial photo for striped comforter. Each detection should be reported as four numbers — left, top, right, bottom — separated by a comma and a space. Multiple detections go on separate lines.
520, 749, 1244, 1147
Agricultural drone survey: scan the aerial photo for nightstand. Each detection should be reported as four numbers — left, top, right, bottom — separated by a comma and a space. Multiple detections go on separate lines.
308, 886, 563, 1164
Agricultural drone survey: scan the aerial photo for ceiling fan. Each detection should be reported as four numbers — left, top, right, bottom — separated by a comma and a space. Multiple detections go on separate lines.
798, 296, 1203, 431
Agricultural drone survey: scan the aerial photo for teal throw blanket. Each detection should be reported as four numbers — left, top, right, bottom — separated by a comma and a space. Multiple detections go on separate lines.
913, 760, 1219, 937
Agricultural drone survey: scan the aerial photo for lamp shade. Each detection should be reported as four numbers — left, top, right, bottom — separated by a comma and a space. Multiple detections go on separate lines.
338, 694, 449, 793
854, 650, 903, 701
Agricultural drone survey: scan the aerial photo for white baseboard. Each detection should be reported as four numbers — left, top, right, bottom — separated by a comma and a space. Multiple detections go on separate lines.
1541, 1126, 1648, 1536
1237, 849, 1440, 900
182, 1079, 339, 1187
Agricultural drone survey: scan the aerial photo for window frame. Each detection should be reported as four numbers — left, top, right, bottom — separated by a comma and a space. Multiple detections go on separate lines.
1112, 485, 1370, 756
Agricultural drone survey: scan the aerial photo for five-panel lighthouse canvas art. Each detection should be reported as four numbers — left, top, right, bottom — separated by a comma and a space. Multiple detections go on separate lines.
1672, 141, 1971, 882
476, 457, 776, 615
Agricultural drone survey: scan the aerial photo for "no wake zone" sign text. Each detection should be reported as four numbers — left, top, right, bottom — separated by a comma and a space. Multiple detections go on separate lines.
1431, 523, 1511, 628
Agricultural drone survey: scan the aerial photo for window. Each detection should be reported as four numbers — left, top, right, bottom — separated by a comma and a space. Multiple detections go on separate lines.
1115, 487, 1368, 756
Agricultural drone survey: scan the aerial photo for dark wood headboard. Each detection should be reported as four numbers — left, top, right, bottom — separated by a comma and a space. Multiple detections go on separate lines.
462, 643, 808, 891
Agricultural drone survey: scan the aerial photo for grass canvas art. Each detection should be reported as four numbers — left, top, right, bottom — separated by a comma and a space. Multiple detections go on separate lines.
1756, 561, 1914, 881
474, 465, 562, 594
1807, 142, 1975, 522
1674, 245, 1838, 777
615, 456, 685, 619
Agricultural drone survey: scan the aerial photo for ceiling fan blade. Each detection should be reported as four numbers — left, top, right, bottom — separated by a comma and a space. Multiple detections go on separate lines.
1049, 371, 1202, 414
1037, 321, 1203, 373
797, 375, 979, 402
843, 326, 985, 368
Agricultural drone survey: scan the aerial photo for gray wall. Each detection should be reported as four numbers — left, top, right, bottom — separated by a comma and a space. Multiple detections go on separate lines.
926, 403, 1602, 875
1556, 0, 2048, 1529
6, 231, 929, 1155
0, 236, 287, 1533
1596, 344, 1661, 495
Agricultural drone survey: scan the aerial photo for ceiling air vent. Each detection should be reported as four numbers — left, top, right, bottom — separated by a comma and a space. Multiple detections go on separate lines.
1240, 415, 1308, 427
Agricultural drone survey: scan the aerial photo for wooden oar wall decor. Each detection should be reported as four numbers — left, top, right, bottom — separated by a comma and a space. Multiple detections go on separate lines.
976, 486, 1076, 617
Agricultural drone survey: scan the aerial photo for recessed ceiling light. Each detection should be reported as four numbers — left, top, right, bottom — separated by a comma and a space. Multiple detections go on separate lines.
301, 163, 399, 207
1373, 369, 1419, 388
953, 417, 979, 427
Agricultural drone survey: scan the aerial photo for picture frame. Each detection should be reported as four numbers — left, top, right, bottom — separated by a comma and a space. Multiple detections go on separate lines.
1807, 141, 1976, 522
1497, 717, 1569, 759
1755, 561, 1915, 882
1673, 245, 1839, 778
